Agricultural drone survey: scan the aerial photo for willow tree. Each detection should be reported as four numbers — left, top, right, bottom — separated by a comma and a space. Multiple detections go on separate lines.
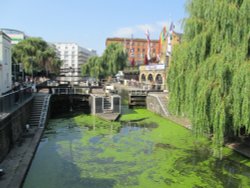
102, 43, 128, 77
81, 43, 127, 79
81, 56, 103, 78
12, 37, 62, 76
167, 0, 250, 156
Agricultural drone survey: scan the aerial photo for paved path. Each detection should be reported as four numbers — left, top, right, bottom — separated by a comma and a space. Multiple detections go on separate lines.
0, 127, 44, 188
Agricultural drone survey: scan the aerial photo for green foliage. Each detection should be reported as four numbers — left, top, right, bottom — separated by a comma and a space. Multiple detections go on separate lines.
167, 0, 250, 153
81, 43, 128, 78
12, 37, 62, 76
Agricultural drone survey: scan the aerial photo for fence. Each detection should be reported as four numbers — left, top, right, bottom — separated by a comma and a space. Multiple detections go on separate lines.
0, 87, 33, 114
125, 79, 165, 90
51, 88, 90, 95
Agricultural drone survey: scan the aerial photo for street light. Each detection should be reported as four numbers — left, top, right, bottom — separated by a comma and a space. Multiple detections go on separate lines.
29, 58, 34, 82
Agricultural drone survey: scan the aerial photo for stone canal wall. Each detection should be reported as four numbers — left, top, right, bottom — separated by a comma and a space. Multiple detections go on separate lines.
146, 94, 169, 118
0, 99, 33, 162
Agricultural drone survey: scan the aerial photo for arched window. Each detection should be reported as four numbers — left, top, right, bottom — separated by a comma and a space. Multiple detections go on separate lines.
148, 74, 153, 82
155, 74, 163, 84
141, 74, 146, 82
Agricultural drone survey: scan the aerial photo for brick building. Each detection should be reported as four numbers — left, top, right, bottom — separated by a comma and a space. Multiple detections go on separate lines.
106, 38, 159, 66
106, 31, 181, 66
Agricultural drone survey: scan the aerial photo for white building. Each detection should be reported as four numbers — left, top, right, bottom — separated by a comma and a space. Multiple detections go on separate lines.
0, 32, 12, 95
54, 43, 96, 77
0, 28, 27, 45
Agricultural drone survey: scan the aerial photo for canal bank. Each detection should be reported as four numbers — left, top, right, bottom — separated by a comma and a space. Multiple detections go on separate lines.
114, 83, 191, 129
0, 126, 44, 188
114, 82, 250, 158
1, 82, 250, 188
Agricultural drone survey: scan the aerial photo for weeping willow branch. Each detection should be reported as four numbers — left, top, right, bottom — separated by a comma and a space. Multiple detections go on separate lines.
167, 0, 250, 156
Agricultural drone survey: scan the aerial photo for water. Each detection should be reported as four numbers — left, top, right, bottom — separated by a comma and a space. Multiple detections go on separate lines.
23, 108, 250, 188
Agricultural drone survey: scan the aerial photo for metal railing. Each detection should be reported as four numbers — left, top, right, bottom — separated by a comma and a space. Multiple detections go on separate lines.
129, 90, 148, 96
51, 88, 90, 95
0, 87, 33, 114
154, 94, 169, 116
38, 94, 51, 128
125, 79, 165, 90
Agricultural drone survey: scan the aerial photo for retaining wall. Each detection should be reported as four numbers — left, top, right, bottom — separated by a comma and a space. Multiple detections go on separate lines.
146, 94, 168, 118
0, 99, 32, 162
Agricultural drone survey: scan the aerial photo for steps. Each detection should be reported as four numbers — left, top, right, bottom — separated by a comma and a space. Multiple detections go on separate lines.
28, 94, 51, 128
103, 97, 111, 109
103, 96, 112, 113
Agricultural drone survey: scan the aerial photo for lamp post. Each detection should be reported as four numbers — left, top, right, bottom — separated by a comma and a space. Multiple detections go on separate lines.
29, 58, 34, 82
31, 59, 33, 82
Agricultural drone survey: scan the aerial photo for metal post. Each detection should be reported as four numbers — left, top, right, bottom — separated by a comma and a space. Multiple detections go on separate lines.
32, 60, 33, 81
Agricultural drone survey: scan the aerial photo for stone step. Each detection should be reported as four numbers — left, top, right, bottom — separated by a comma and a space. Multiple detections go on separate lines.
30, 114, 40, 118
103, 110, 113, 114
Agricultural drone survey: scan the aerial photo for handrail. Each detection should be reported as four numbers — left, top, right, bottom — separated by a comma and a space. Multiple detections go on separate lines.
153, 94, 169, 116
38, 94, 51, 128
52, 88, 90, 95
125, 79, 164, 90
129, 90, 148, 96
0, 87, 33, 114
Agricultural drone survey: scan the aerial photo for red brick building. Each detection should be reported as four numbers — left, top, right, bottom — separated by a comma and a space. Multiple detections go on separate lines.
106, 38, 160, 65
106, 31, 181, 66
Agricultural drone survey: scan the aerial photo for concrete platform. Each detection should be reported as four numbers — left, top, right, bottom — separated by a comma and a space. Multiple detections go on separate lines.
96, 113, 120, 121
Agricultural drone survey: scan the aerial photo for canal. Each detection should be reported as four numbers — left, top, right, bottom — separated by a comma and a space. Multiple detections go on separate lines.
23, 107, 250, 188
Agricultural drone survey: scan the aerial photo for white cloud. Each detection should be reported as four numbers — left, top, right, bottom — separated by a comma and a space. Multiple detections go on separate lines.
136, 24, 155, 33
113, 20, 183, 39
113, 23, 156, 39
113, 27, 134, 38
156, 21, 170, 28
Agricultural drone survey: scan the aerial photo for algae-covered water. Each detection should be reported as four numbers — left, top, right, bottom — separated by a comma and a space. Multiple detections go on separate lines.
23, 108, 250, 188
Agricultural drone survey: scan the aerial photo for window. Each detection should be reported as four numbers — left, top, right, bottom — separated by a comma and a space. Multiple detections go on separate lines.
138, 48, 140, 52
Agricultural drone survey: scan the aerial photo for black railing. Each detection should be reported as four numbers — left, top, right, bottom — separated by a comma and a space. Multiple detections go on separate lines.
0, 87, 33, 114
51, 88, 90, 95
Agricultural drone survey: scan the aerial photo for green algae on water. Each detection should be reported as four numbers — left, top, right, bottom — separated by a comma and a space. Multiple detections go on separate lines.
24, 109, 250, 188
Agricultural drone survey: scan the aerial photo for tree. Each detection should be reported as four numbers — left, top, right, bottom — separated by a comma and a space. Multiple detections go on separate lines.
81, 43, 128, 79
81, 56, 102, 78
102, 43, 128, 76
167, 0, 250, 156
12, 37, 62, 77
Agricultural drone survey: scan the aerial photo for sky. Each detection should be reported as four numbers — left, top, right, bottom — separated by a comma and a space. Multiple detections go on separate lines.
1, 0, 187, 55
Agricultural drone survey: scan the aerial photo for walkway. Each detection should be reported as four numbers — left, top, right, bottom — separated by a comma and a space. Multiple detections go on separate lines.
0, 127, 44, 188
